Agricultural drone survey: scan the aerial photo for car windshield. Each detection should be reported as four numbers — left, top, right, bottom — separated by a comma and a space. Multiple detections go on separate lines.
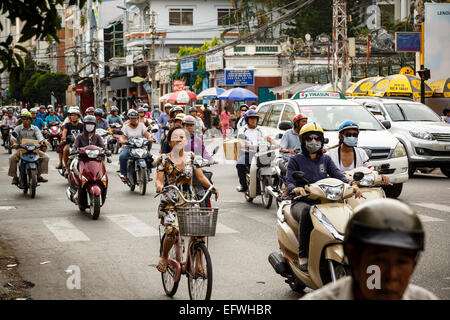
384, 103, 441, 122
297, 104, 383, 131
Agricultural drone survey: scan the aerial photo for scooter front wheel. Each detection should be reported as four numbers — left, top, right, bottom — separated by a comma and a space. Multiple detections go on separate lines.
89, 193, 101, 220
29, 169, 37, 199
138, 166, 147, 195
261, 177, 273, 209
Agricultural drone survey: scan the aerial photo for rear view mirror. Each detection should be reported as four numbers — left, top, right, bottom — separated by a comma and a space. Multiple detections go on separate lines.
353, 172, 365, 181
11, 131, 18, 138
278, 121, 292, 131
381, 120, 391, 129
275, 133, 283, 140
212, 146, 219, 156
293, 171, 309, 185
323, 137, 329, 144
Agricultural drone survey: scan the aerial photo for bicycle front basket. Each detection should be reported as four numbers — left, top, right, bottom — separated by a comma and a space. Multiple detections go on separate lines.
177, 207, 219, 237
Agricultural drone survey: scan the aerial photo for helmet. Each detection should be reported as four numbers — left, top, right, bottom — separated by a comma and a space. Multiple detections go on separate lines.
137, 107, 146, 113
142, 103, 149, 108
293, 113, 308, 124
68, 107, 81, 117
47, 106, 54, 113
338, 120, 359, 133
7, 107, 14, 113
244, 109, 259, 123
174, 113, 186, 122
30, 108, 38, 114
85, 107, 95, 114
344, 199, 424, 252
83, 115, 96, 125
189, 106, 197, 113
127, 109, 139, 118
164, 103, 172, 109
182, 115, 196, 125
299, 122, 324, 137
170, 106, 184, 118
94, 108, 104, 116
20, 110, 32, 119
250, 104, 257, 110
47, 104, 54, 110
239, 104, 248, 111
111, 106, 119, 113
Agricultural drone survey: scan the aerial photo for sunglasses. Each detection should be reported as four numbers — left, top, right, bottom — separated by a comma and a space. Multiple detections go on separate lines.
344, 132, 359, 138
305, 135, 321, 142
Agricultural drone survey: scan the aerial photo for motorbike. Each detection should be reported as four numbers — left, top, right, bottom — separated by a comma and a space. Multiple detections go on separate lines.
110, 123, 122, 154
268, 171, 363, 292
13, 137, 44, 199
121, 137, 153, 195
2, 125, 13, 154
237, 141, 278, 209
66, 145, 110, 220
344, 166, 386, 210
47, 121, 61, 151
96, 128, 112, 148
192, 146, 219, 208
57, 134, 76, 178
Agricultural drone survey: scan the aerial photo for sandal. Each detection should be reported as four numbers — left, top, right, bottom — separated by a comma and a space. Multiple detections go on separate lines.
156, 258, 168, 273
194, 266, 207, 278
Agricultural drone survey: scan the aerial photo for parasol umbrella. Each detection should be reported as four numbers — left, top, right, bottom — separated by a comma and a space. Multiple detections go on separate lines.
368, 74, 433, 99
167, 90, 197, 105
218, 87, 258, 101
197, 87, 226, 100
430, 78, 450, 98
346, 76, 383, 96
303, 81, 354, 92
159, 92, 172, 103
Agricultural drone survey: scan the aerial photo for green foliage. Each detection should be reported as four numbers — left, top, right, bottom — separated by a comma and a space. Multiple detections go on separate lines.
22, 72, 70, 104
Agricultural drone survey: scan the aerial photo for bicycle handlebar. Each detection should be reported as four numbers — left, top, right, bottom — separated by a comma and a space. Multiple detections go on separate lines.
156, 184, 215, 204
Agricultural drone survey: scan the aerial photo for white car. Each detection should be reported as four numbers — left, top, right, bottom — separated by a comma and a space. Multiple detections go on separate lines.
254, 92, 409, 198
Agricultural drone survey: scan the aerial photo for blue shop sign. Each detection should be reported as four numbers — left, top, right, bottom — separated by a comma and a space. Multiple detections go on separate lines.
180, 59, 194, 73
225, 69, 254, 86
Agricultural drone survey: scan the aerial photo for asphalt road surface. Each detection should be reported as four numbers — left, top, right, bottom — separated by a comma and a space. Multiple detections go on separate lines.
0, 140, 449, 300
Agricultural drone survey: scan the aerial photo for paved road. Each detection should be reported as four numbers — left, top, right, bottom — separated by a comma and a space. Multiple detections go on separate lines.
0, 142, 449, 300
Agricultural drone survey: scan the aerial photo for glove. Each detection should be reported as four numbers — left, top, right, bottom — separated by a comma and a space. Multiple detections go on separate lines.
293, 187, 307, 197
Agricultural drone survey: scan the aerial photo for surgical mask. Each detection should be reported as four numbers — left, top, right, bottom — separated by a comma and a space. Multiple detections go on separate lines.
85, 124, 95, 132
305, 140, 322, 153
343, 136, 358, 147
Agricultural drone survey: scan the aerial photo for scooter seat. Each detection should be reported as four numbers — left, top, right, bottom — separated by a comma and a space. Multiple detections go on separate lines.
283, 205, 299, 239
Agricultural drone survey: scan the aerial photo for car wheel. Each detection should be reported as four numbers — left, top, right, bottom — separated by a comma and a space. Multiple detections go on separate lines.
440, 166, 450, 178
383, 183, 403, 198
408, 161, 416, 178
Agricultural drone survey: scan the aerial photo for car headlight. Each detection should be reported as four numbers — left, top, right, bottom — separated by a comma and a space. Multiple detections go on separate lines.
359, 173, 375, 187
391, 142, 406, 158
86, 149, 100, 158
319, 184, 344, 201
409, 130, 434, 141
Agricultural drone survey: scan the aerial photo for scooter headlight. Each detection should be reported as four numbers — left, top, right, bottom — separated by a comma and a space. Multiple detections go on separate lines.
26, 145, 36, 151
319, 183, 344, 201
85, 149, 100, 159
131, 148, 146, 157
358, 173, 375, 187
134, 139, 143, 148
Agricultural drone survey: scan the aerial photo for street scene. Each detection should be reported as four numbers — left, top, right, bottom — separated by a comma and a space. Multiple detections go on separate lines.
0, 0, 450, 304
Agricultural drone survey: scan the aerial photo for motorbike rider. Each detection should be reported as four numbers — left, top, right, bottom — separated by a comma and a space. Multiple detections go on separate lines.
328, 120, 389, 185
151, 105, 162, 121
236, 109, 278, 192
188, 106, 206, 136
235, 104, 248, 130
301, 199, 438, 300
94, 108, 111, 132
118, 109, 153, 182
57, 108, 84, 175
160, 113, 184, 154
85, 107, 95, 117
9, 110, 49, 184
30, 108, 46, 132
44, 106, 62, 126
0, 107, 6, 121
155, 103, 172, 143
107, 106, 123, 126
36, 105, 47, 121
138, 107, 151, 127
280, 113, 308, 159
155, 125, 219, 273
1, 107, 18, 146
182, 115, 215, 163
286, 122, 362, 272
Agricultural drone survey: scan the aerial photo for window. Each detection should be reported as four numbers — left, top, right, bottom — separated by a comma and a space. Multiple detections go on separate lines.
169, 47, 179, 55
385, 103, 441, 122
266, 104, 284, 128
169, 8, 193, 26
255, 46, 278, 53
218, 8, 235, 26
281, 105, 296, 122
258, 104, 271, 126
234, 46, 246, 53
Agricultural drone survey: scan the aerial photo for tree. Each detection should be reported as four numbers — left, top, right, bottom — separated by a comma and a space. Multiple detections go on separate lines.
23, 72, 70, 104
0, 0, 87, 74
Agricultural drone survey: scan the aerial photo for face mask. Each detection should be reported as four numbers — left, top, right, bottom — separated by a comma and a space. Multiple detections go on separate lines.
343, 136, 358, 147
305, 140, 322, 153
85, 124, 95, 132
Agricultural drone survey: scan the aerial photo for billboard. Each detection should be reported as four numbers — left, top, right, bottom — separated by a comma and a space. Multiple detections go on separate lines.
395, 32, 421, 52
425, 3, 450, 83
206, 51, 224, 71
225, 70, 254, 86
180, 60, 194, 73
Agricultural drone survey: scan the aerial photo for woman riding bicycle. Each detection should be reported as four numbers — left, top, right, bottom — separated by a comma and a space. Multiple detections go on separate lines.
155, 126, 219, 273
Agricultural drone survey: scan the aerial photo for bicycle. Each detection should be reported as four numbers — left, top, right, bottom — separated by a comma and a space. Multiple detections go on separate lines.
156, 184, 218, 300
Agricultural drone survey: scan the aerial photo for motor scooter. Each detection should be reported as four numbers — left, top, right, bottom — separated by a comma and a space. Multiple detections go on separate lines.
110, 123, 122, 154
344, 167, 386, 210
268, 171, 363, 292
66, 145, 110, 220
192, 146, 219, 207
47, 121, 61, 151
2, 125, 13, 154
121, 137, 153, 195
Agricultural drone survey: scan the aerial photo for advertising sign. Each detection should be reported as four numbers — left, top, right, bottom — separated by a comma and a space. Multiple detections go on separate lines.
225, 69, 254, 86
173, 79, 186, 92
395, 32, 421, 52
143, 82, 151, 94
180, 59, 194, 73
215, 71, 225, 86
206, 51, 224, 71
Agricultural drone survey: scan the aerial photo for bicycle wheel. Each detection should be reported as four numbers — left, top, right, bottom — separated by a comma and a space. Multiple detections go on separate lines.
187, 242, 212, 300
160, 234, 179, 297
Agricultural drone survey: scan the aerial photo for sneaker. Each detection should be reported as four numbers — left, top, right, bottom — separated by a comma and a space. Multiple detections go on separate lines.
37, 176, 48, 183
236, 185, 248, 193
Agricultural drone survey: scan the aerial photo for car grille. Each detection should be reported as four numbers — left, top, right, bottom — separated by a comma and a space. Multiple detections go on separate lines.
367, 148, 392, 160
432, 133, 450, 142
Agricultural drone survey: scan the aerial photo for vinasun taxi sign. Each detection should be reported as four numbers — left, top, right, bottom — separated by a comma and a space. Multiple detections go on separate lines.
291, 91, 346, 100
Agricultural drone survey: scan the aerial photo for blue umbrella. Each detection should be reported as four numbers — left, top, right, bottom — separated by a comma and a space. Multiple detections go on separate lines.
197, 87, 226, 100
218, 87, 258, 101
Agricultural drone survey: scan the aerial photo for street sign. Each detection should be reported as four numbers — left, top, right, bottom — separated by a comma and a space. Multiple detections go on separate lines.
180, 60, 194, 73
75, 86, 84, 94
225, 69, 254, 86
395, 32, 421, 52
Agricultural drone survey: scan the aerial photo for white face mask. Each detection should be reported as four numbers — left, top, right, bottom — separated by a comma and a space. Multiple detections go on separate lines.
85, 124, 95, 132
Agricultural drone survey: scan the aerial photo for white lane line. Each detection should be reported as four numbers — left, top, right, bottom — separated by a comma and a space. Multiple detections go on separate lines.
43, 218, 90, 242
106, 214, 159, 237
215, 222, 239, 234
413, 202, 450, 213
417, 214, 445, 223
0, 206, 16, 210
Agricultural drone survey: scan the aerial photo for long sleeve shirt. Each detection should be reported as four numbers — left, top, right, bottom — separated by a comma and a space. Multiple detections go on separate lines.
72, 132, 105, 151
45, 114, 61, 125
185, 136, 212, 160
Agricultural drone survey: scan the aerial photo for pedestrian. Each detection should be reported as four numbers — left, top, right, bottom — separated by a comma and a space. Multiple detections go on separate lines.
202, 103, 212, 130
443, 108, 450, 123
301, 199, 438, 300
220, 106, 231, 139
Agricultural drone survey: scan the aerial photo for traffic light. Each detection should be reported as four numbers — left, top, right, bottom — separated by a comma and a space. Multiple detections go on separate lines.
417, 68, 430, 81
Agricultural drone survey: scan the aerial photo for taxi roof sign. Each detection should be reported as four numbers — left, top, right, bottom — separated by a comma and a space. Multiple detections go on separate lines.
291, 91, 346, 100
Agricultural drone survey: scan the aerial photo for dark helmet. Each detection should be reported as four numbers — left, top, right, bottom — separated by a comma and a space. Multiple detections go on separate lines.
189, 106, 197, 114
83, 115, 96, 125
344, 198, 425, 252
170, 106, 183, 118
94, 108, 104, 116
244, 109, 259, 124
239, 104, 249, 111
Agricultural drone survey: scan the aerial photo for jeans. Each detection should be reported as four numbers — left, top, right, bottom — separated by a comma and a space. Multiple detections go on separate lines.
236, 151, 251, 189
119, 146, 131, 175
291, 201, 313, 259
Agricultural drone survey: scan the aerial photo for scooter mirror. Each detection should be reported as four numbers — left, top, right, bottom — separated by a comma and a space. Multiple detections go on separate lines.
293, 171, 309, 185
212, 146, 219, 156
353, 172, 365, 181
275, 133, 283, 139
151, 128, 158, 133
278, 121, 292, 131
11, 131, 18, 138
105, 150, 112, 157
323, 137, 329, 144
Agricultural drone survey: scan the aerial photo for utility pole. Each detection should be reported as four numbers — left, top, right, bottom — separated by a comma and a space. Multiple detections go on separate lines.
331, 0, 349, 93
149, 10, 157, 108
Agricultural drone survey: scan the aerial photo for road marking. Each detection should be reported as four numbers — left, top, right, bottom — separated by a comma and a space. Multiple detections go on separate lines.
417, 214, 445, 223
413, 202, 450, 213
0, 206, 16, 210
106, 214, 159, 237
43, 218, 90, 242
215, 222, 239, 234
